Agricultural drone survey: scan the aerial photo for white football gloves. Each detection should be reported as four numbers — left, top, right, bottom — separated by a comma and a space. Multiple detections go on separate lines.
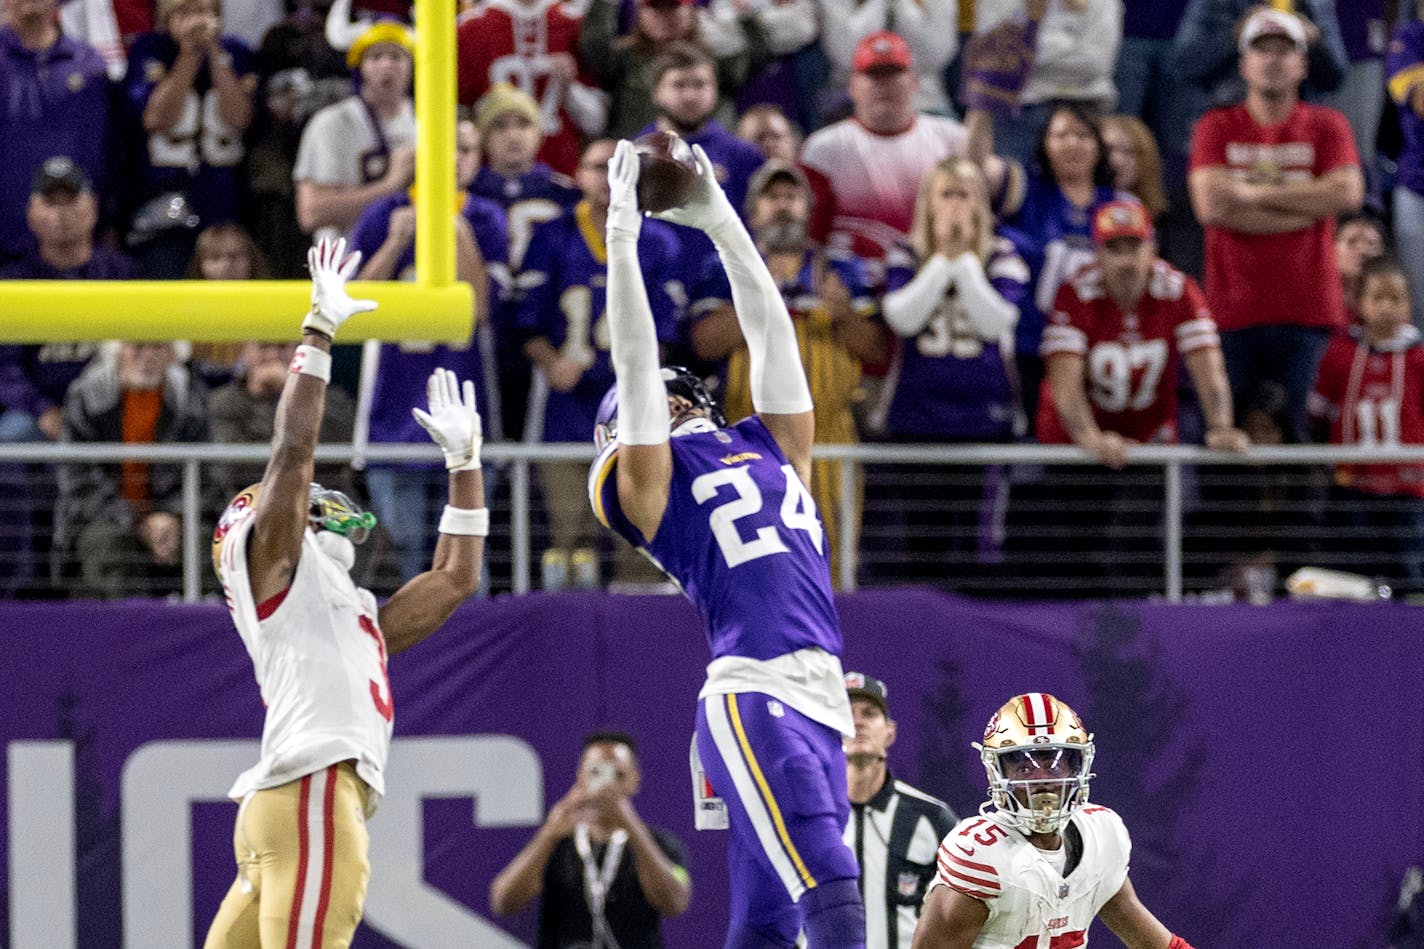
412, 368, 483, 471
606, 139, 644, 245
302, 236, 377, 339
650, 143, 738, 236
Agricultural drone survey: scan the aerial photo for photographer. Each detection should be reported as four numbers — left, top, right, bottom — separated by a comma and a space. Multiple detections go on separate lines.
490, 732, 691, 949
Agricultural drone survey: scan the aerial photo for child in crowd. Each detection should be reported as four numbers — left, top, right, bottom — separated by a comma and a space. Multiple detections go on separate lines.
1311, 256, 1424, 593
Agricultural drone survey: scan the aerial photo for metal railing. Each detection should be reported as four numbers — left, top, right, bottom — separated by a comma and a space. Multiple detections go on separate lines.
5, 440, 1424, 602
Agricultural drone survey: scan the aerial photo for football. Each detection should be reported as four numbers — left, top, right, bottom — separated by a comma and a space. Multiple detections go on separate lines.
633, 131, 699, 213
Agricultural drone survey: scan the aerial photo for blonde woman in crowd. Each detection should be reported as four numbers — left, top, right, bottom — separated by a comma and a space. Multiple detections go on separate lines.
867, 157, 1029, 590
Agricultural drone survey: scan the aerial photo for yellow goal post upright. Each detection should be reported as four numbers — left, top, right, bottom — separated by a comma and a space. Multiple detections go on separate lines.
0, 0, 472, 344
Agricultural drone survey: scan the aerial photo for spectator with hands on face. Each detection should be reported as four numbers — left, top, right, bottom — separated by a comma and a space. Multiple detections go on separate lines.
124, 0, 256, 276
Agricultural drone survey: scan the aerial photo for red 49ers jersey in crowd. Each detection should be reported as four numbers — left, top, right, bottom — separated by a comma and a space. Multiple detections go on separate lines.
1037, 260, 1219, 444
456, 0, 596, 175
1310, 327, 1424, 498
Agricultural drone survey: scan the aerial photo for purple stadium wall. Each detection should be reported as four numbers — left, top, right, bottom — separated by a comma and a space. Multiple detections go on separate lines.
0, 591, 1418, 947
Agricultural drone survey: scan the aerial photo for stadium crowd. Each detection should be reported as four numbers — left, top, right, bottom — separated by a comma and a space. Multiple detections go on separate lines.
0, 0, 1418, 600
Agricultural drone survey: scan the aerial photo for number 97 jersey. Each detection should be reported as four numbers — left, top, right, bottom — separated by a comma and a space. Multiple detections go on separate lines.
589, 416, 843, 663
929, 807, 1131, 948
1037, 260, 1219, 445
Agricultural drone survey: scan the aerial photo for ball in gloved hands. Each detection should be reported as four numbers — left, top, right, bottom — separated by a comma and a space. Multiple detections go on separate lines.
633, 131, 700, 214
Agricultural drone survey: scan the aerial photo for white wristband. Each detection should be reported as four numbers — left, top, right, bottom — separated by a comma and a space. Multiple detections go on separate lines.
289, 345, 331, 382
438, 505, 489, 536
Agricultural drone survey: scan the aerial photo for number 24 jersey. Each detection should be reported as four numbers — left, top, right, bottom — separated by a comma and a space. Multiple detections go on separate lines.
589, 416, 842, 664
929, 807, 1131, 948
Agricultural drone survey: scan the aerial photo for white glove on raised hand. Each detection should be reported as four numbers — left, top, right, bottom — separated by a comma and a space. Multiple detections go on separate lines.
302, 236, 377, 338
607, 139, 644, 245
412, 367, 483, 470
650, 143, 738, 235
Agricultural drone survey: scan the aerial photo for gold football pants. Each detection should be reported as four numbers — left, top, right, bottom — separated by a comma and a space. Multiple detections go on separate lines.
204, 762, 372, 949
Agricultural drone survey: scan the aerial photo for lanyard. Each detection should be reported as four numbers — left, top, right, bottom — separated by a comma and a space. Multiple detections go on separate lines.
574, 822, 628, 949
357, 96, 392, 185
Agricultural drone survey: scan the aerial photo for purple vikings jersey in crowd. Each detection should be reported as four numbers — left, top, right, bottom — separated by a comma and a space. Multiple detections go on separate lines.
881, 237, 1031, 440
349, 190, 511, 448
1007, 176, 1122, 356
590, 416, 841, 662
516, 204, 683, 442
122, 32, 254, 226
469, 163, 580, 268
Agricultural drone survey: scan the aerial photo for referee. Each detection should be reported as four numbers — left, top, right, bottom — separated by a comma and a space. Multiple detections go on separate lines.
843, 673, 957, 949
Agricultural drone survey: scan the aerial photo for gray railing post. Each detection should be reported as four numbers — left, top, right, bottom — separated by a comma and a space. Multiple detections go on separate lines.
511, 458, 531, 595
182, 459, 201, 603
838, 458, 857, 592
1163, 459, 1183, 603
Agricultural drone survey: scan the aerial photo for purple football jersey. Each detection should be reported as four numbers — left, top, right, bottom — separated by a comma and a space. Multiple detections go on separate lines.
882, 236, 1030, 439
590, 416, 842, 662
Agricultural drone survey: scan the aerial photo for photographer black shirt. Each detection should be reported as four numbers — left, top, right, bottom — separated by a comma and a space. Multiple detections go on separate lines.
537, 826, 688, 949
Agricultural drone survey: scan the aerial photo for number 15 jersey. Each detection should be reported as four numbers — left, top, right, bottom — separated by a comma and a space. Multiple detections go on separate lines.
589, 416, 842, 664
929, 807, 1131, 948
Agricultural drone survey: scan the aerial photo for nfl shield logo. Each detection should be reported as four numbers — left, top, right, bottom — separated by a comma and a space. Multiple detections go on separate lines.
898, 872, 919, 897
1058, 883, 1070, 899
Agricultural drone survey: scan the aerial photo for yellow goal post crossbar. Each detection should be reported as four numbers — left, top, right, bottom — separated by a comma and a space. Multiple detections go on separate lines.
0, 0, 472, 344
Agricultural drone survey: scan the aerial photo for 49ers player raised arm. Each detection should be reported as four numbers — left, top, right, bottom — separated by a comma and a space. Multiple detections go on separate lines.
911, 694, 1197, 949
205, 237, 486, 949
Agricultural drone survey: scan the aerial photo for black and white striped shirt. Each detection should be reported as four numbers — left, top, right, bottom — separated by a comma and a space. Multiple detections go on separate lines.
844, 771, 957, 949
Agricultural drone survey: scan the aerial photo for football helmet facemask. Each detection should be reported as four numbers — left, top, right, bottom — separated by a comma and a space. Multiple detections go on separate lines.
211, 483, 376, 580
593, 366, 726, 450
308, 484, 376, 544
974, 692, 1095, 836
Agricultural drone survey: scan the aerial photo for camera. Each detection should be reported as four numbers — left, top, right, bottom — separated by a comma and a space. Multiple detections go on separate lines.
586, 761, 617, 793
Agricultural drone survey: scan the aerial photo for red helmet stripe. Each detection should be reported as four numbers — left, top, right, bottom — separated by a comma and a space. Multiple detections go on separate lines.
1022, 692, 1056, 735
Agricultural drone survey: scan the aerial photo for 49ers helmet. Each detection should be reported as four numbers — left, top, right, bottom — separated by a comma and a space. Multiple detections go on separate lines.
973, 692, 1095, 835
211, 482, 377, 579
212, 483, 261, 580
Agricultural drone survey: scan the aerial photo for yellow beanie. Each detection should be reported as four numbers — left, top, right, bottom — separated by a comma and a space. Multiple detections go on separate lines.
474, 82, 541, 138
347, 21, 415, 70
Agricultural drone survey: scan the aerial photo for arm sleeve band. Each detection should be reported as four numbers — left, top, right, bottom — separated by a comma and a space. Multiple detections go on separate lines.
881, 254, 956, 337
945, 252, 1019, 341
705, 217, 814, 415
606, 235, 669, 445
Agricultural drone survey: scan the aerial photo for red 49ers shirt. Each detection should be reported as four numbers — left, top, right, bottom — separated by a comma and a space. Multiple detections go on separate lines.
1037, 260, 1220, 444
1310, 326, 1424, 498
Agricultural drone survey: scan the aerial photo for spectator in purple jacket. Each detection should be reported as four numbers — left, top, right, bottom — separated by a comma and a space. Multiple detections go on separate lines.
0, 0, 112, 263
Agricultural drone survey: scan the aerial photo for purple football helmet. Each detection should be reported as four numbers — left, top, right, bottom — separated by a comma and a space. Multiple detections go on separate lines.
593, 366, 725, 449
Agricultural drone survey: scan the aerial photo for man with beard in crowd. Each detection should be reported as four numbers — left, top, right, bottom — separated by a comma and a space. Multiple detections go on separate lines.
687, 159, 883, 586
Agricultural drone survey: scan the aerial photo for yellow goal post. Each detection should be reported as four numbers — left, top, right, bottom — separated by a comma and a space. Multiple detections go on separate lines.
0, 0, 472, 344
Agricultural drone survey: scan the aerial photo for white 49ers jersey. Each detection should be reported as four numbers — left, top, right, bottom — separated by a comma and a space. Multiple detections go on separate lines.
218, 513, 394, 815
929, 807, 1131, 948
